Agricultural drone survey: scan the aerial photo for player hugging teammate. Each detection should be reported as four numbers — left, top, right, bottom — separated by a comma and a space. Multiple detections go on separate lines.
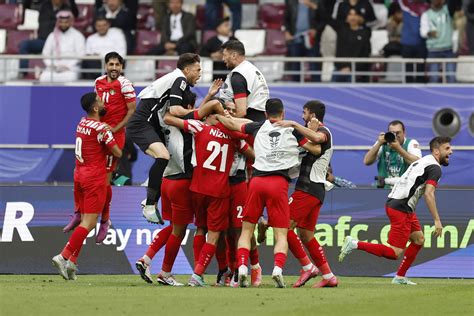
54, 41, 453, 288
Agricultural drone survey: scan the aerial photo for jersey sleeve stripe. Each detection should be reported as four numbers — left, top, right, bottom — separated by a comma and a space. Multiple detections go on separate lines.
426, 180, 438, 187
170, 94, 183, 100
234, 93, 247, 99
187, 120, 203, 133
299, 138, 309, 147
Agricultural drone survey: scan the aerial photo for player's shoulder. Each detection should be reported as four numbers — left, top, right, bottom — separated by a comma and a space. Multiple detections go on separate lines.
117, 75, 133, 86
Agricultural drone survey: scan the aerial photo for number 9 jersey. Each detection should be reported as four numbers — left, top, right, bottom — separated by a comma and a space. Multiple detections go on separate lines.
75, 117, 117, 183
183, 119, 248, 199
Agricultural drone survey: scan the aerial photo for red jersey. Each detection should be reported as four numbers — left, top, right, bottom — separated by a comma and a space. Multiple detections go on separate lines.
94, 75, 136, 132
183, 120, 248, 198
74, 117, 117, 183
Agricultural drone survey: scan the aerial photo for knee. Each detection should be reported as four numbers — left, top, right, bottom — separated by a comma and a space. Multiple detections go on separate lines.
414, 236, 425, 246
298, 231, 312, 244
393, 247, 404, 258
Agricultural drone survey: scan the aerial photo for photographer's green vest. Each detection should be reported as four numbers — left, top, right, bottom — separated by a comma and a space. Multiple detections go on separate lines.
377, 138, 412, 183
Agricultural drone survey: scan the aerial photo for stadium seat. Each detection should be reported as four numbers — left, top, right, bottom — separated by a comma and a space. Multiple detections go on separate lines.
137, 4, 155, 30
0, 29, 6, 54
6, 30, 34, 54
201, 30, 217, 45
17, 9, 39, 31
258, 3, 285, 30
253, 60, 284, 83
134, 30, 161, 55
125, 59, 156, 82
456, 56, 474, 83
200, 57, 213, 83
241, 4, 258, 29
263, 29, 287, 55
74, 4, 94, 33
0, 4, 22, 30
195, 5, 206, 30
383, 55, 403, 83
234, 30, 265, 56
157, 59, 178, 78
370, 30, 388, 56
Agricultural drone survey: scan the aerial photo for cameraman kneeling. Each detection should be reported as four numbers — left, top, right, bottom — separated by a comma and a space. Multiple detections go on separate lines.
364, 120, 421, 188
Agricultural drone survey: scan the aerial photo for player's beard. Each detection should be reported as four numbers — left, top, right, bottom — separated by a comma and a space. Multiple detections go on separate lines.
99, 108, 107, 117
108, 71, 119, 80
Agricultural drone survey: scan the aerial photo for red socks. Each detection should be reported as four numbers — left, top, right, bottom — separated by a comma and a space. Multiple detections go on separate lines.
357, 241, 397, 260
194, 243, 216, 275
288, 230, 311, 267
101, 185, 112, 222
145, 225, 172, 259
193, 235, 206, 266
161, 233, 182, 273
61, 226, 89, 263
249, 247, 260, 266
237, 248, 250, 268
397, 243, 422, 276
215, 243, 228, 270
274, 252, 287, 269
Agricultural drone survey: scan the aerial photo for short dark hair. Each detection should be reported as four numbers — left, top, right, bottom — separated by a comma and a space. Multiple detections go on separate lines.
221, 39, 245, 56
81, 92, 97, 113
95, 15, 109, 24
429, 136, 451, 152
303, 100, 325, 122
177, 53, 200, 70
388, 120, 405, 131
266, 98, 284, 117
105, 51, 124, 65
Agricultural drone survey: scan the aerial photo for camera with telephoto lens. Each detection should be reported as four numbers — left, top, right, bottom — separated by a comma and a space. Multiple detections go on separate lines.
384, 131, 396, 143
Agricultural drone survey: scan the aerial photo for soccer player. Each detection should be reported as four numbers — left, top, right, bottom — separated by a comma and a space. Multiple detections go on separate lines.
134, 89, 225, 286
163, 113, 252, 287
127, 53, 202, 224
52, 92, 122, 280
339, 136, 453, 285
63, 52, 136, 245
217, 98, 322, 288
220, 39, 269, 122
276, 101, 339, 288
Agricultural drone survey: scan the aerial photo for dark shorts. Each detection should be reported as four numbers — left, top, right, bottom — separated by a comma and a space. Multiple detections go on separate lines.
245, 108, 266, 122
127, 99, 164, 153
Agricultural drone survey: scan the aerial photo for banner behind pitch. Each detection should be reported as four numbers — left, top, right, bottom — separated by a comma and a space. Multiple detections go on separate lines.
1, 186, 473, 277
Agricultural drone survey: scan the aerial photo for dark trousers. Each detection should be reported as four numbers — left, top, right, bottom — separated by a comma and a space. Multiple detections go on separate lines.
286, 40, 321, 82
19, 39, 45, 71
82, 59, 103, 80
401, 44, 427, 83
205, 0, 242, 32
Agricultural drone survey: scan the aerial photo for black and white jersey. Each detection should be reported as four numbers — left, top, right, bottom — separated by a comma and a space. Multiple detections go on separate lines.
242, 120, 308, 181
133, 69, 190, 124
386, 155, 442, 213
162, 111, 196, 180
295, 125, 333, 203
220, 60, 269, 112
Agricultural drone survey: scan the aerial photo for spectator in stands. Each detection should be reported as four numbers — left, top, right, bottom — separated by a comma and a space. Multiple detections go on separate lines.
39, 10, 85, 82
465, 0, 474, 54
148, 0, 197, 55
205, 0, 242, 32
328, 8, 371, 82
383, 2, 403, 57
284, 0, 326, 82
421, 0, 457, 82
363, 120, 422, 188
152, 0, 168, 31
83, 16, 127, 79
334, 0, 376, 27
200, 17, 236, 80
399, 0, 430, 83
95, 0, 137, 54
19, 0, 78, 76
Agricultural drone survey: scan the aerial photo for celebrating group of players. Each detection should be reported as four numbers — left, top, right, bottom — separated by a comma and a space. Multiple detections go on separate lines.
52, 39, 453, 288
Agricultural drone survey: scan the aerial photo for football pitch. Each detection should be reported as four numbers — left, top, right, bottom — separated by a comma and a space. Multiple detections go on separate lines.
1, 275, 473, 315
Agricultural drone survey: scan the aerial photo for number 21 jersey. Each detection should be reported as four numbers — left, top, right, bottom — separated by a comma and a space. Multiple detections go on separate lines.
183, 119, 248, 198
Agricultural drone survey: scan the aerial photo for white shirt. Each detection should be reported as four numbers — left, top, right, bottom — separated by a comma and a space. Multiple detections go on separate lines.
42, 27, 85, 70
170, 12, 183, 41
85, 27, 127, 58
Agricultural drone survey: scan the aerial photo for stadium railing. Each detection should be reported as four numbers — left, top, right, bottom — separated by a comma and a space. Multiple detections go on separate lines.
1, 55, 473, 84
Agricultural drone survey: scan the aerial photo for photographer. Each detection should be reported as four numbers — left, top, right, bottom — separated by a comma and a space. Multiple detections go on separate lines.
364, 120, 421, 188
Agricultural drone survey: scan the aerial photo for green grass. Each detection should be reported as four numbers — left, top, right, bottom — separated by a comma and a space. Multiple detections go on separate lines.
1, 275, 473, 315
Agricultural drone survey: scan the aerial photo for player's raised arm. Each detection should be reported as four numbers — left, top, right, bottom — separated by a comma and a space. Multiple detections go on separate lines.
216, 114, 246, 132
275, 119, 326, 144
197, 79, 224, 107
163, 112, 185, 130
302, 141, 322, 156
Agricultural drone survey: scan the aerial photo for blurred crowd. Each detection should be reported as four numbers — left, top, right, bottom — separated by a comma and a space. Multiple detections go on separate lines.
4, 0, 474, 82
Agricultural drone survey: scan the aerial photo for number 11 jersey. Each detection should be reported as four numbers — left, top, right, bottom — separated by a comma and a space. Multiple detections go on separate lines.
183, 119, 248, 199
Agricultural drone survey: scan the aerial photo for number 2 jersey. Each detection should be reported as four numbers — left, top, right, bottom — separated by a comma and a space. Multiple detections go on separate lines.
183, 119, 248, 199
386, 154, 442, 213
75, 117, 117, 183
